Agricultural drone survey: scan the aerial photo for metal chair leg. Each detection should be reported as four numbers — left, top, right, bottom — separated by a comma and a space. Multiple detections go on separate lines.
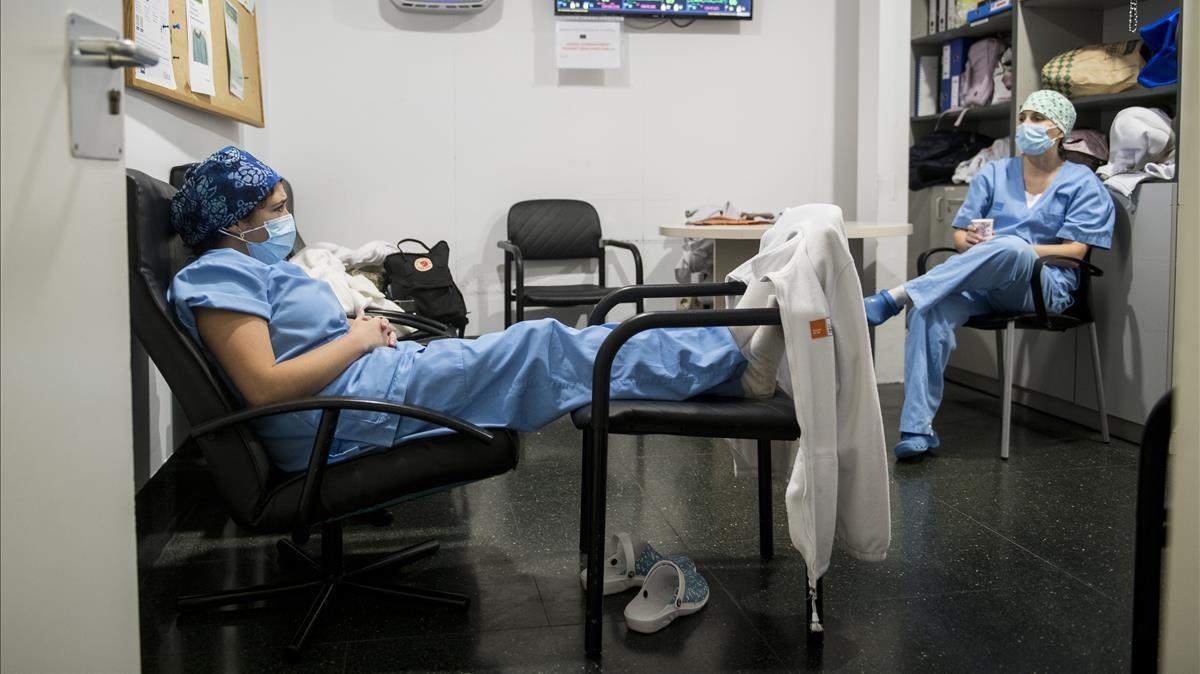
285, 582, 336, 658
579, 431, 593, 554
1088, 322, 1111, 443
1000, 321, 1015, 460
757, 439, 773, 560
583, 427, 609, 657
994, 331, 1005, 395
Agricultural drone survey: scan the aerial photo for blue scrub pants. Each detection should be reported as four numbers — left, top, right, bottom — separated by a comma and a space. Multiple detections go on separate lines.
393, 318, 748, 441
900, 235, 1054, 435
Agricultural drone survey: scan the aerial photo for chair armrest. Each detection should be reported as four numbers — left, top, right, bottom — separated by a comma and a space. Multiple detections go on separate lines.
190, 397, 493, 442
1029, 256, 1104, 326
363, 308, 454, 337
496, 240, 524, 262
497, 241, 525, 298
589, 282, 749, 326
917, 247, 959, 276
191, 396, 494, 545
588, 306, 782, 429
600, 239, 645, 286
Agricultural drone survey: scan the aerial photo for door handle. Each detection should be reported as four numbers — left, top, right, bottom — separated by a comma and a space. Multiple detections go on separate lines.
72, 36, 159, 69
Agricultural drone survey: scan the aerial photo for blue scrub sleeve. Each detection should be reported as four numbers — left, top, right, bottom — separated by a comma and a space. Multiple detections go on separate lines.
1055, 175, 1116, 250
950, 161, 996, 230
169, 253, 272, 333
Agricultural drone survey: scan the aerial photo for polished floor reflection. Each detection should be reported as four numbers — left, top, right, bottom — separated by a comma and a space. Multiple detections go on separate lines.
138, 382, 1137, 672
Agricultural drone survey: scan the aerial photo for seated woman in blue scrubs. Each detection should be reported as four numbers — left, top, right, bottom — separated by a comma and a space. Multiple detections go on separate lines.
168, 147, 783, 472
863, 90, 1115, 459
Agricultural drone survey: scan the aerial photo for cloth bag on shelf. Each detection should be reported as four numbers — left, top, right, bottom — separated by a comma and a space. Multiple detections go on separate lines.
1062, 129, 1110, 172
1041, 39, 1143, 97
961, 37, 1006, 108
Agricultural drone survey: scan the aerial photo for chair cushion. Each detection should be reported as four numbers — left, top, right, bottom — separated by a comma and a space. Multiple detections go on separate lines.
520, 284, 612, 307
252, 429, 520, 532
570, 392, 800, 441
965, 313, 1083, 332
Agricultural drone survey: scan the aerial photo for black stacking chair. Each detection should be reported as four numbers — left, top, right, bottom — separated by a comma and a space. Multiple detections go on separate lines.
570, 282, 820, 657
917, 247, 1109, 458
128, 169, 519, 658
498, 199, 644, 327
168, 163, 456, 343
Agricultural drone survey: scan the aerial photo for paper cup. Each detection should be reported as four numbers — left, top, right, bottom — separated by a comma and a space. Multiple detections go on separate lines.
970, 218, 995, 238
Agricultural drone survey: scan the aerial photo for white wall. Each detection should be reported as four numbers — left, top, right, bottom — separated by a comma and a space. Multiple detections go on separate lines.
1, 3, 141, 670
857, 0, 910, 383
258, 0, 859, 333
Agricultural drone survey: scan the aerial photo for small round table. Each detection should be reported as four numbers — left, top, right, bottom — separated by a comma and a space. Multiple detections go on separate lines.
660, 221, 913, 304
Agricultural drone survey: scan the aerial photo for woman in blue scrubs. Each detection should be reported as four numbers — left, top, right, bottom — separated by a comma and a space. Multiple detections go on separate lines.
863, 90, 1115, 459
168, 147, 778, 472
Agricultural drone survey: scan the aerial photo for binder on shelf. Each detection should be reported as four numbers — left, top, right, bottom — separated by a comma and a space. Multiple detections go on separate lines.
927, 0, 936, 35
967, 0, 1013, 23
937, 0, 948, 32
939, 37, 969, 112
916, 55, 939, 117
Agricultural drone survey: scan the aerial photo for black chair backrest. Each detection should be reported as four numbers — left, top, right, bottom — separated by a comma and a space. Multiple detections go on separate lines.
507, 199, 602, 261
168, 163, 304, 254
127, 169, 275, 526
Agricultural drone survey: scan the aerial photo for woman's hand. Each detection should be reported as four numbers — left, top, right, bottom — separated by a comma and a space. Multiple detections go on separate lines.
349, 307, 397, 354
954, 227, 989, 252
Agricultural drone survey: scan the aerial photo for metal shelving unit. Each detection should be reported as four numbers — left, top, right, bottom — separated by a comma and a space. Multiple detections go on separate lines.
906, 0, 1183, 436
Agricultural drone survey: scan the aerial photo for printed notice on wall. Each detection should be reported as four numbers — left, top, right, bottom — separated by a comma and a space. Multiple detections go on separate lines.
132, 0, 176, 90
186, 0, 216, 95
556, 20, 621, 70
223, 0, 244, 99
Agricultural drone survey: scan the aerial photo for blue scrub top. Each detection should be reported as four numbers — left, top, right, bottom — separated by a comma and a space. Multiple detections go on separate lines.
168, 249, 417, 471
951, 157, 1115, 309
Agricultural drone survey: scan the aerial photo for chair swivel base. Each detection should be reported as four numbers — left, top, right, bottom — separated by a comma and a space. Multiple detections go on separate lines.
176, 521, 469, 659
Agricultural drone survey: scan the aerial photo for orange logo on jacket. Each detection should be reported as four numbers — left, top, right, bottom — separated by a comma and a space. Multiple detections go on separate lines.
810, 318, 833, 339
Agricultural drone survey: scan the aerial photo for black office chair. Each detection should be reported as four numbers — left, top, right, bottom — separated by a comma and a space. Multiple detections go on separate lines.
128, 169, 520, 658
917, 247, 1109, 458
168, 163, 456, 342
570, 282, 821, 657
498, 199, 644, 327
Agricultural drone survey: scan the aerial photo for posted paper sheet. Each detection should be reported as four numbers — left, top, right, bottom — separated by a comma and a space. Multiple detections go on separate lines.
556, 20, 621, 70
132, 0, 176, 90
186, 0, 216, 95
223, 0, 245, 99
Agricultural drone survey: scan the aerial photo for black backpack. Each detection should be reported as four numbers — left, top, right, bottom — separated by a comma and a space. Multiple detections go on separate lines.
909, 130, 994, 190
383, 239, 469, 335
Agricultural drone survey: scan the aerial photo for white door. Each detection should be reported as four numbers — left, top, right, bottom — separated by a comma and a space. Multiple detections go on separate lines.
1, 2, 141, 671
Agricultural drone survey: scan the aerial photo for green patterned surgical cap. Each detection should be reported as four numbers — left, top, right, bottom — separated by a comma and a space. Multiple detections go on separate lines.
1019, 89, 1077, 135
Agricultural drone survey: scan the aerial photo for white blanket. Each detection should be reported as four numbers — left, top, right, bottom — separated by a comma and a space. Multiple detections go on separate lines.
305, 240, 399, 270
290, 249, 410, 331
726, 204, 891, 591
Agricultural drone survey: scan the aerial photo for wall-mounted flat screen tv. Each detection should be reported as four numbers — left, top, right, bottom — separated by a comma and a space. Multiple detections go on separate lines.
555, 1, 752, 20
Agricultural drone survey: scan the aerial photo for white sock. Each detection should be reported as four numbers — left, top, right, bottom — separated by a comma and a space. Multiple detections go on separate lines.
738, 296, 785, 398
887, 285, 911, 308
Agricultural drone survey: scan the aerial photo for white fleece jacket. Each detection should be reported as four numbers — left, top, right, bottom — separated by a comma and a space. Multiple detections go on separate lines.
727, 204, 891, 589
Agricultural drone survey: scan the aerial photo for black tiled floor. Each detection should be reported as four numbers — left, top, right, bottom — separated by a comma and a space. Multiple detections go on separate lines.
138, 382, 1137, 672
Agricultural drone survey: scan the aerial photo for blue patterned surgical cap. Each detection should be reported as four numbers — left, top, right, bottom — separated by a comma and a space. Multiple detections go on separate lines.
170, 146, 282, 247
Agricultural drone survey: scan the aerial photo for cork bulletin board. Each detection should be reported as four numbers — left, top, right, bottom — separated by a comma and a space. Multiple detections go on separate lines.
123, 0, 265, 127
